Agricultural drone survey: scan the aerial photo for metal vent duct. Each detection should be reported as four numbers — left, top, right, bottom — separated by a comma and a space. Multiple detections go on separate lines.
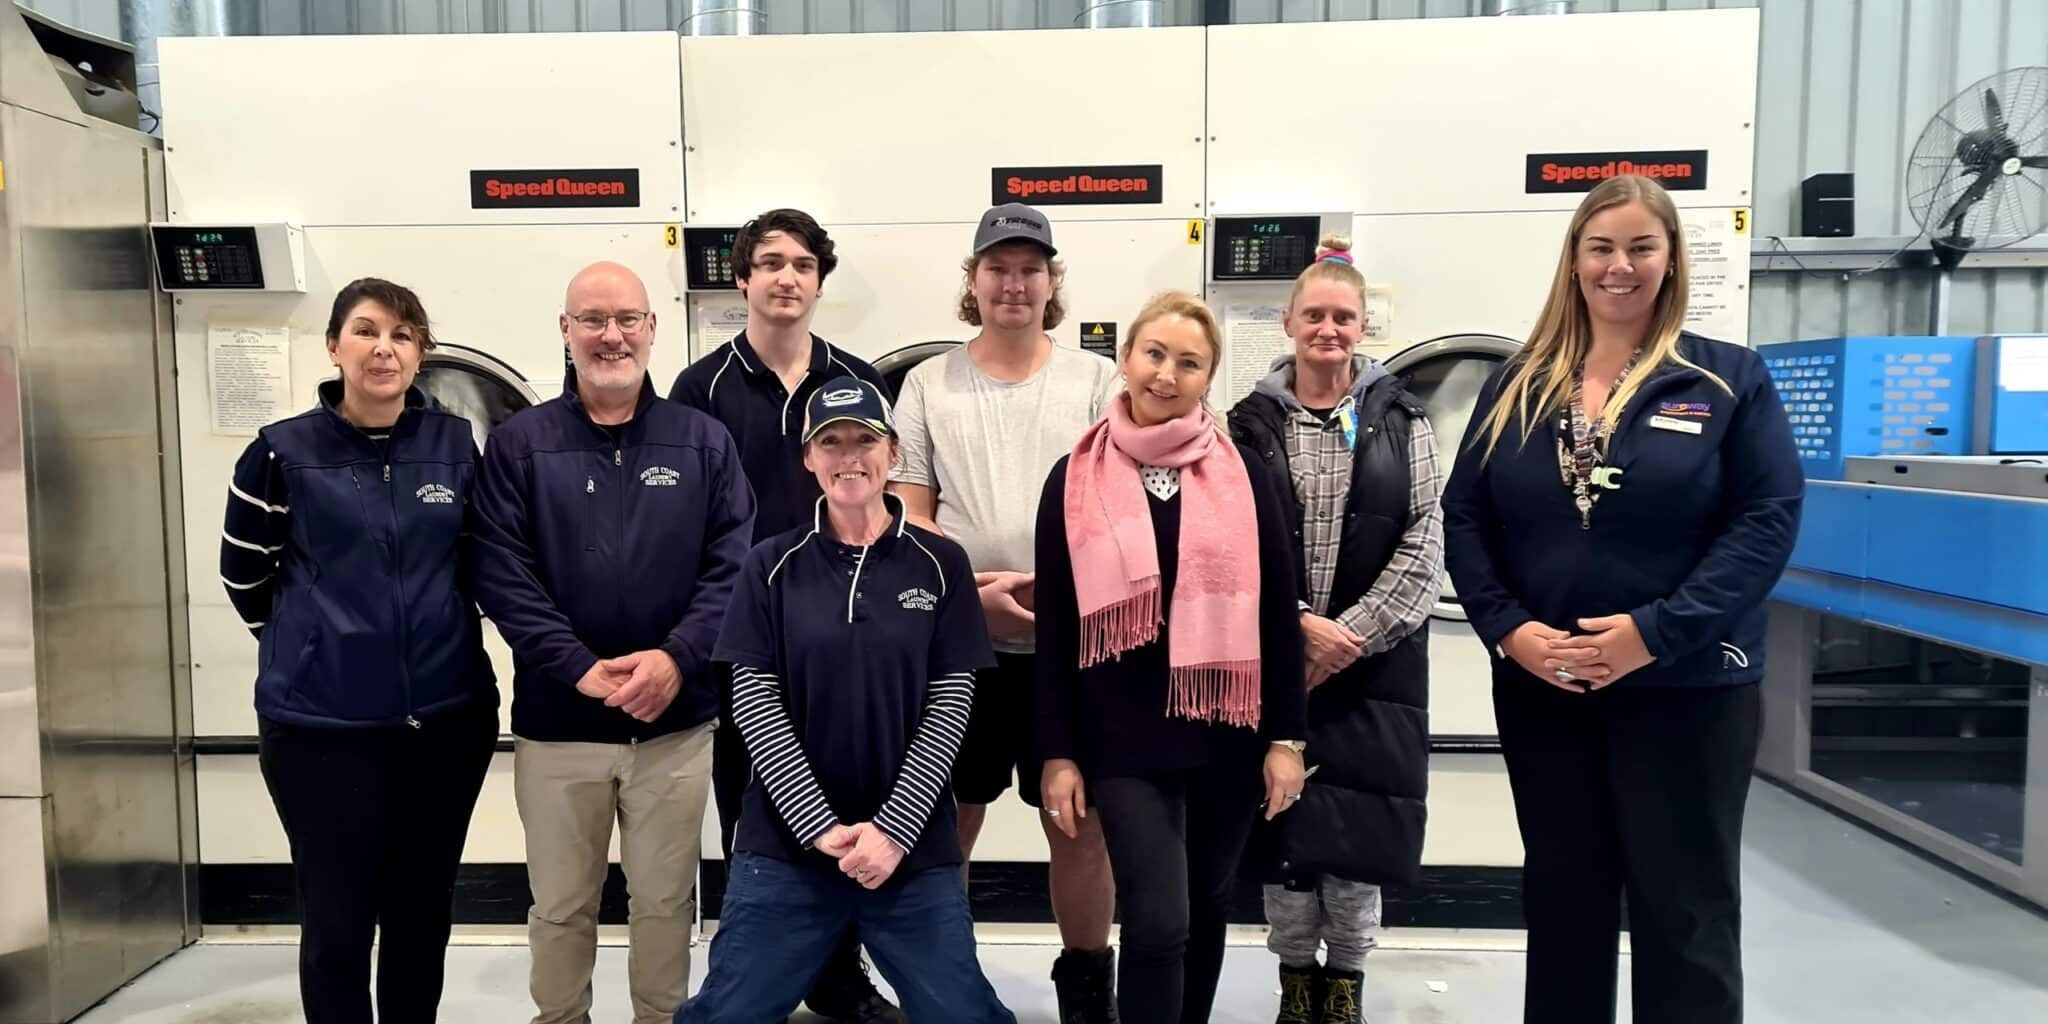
679, 0, 766, 36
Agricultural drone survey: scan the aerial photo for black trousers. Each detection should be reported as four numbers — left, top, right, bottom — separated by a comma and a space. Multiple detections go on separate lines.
1095, 756, 1262, 1024
258, 699, 497, 1024
1494, 675, 1762, 1024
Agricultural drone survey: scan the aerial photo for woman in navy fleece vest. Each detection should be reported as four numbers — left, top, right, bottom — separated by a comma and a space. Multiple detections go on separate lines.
1441, 176, 1802, 1024
219, 279, 497, 1024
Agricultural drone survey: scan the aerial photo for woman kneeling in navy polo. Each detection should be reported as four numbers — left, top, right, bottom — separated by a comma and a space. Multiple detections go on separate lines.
680, 377, 1015, 1024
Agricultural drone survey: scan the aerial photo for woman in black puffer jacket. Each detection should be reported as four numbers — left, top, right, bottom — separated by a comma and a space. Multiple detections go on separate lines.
1227, 237, 1443, 1024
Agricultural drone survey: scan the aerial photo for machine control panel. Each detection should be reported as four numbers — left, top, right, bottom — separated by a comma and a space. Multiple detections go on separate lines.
682, 226, 741, 290
1208, 214, 1347, 283
150, 222, 306, 292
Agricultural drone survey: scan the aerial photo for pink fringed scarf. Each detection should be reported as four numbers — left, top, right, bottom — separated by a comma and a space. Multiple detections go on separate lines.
1064, 392, 1263, 729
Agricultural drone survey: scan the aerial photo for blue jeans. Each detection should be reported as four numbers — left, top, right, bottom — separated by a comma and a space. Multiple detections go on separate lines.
678, 852, 1015, 1024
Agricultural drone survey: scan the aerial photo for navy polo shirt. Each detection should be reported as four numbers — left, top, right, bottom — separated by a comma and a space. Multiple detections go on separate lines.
714, 498, 995, 873
669, 332, 892, 542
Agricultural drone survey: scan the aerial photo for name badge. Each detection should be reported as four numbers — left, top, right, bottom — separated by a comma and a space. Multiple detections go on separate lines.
1649, 414, 1703, 435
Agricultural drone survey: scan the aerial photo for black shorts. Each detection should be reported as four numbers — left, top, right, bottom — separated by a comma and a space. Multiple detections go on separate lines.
954, 651, 1043, 808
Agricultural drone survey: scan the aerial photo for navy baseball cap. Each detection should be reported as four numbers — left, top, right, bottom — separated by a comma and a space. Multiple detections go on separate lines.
973, 203, 1057, 257
801, 376, 893, 442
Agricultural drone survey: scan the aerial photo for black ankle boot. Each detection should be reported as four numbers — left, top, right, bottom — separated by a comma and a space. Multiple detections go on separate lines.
805, 937, 905, 1024
1050, 947, 1119, 1024
1317, 966, 1365, 1024
1275, 962, 1320, 1024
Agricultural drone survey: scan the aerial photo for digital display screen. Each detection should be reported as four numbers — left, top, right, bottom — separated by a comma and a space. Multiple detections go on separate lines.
152, 226, 264, 289
1210, 215, 1322, 282
682, 227, 740, 290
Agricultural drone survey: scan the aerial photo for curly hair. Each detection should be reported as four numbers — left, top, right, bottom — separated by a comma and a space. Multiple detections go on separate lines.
956, 247, 1067, 330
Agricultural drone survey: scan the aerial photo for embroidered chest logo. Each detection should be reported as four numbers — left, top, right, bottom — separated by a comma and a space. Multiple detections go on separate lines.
640, 467, 680, 487
415, 483, 456, 504
1658, 401, 1712, 418
898, 588, 937, 612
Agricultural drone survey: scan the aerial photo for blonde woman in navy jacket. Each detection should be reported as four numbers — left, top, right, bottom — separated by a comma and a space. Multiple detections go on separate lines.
1440, 175, 1801, 1024
220, 278, 497, 1024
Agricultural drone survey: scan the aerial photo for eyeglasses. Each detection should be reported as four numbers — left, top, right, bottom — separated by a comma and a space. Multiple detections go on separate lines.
751, 256, 819, 276
569, 311, 650, 334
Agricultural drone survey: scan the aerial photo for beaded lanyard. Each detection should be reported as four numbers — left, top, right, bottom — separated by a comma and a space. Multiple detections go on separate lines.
1556, 350, 1641, 529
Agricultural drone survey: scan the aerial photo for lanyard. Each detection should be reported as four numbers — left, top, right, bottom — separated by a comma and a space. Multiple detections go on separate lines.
1557, 350, 1640, 530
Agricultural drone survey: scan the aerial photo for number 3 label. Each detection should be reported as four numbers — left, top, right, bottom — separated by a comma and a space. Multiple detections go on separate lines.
664, 224, 680, 248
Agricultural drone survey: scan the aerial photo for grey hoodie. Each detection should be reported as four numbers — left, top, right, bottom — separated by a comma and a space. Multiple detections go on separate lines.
1252, 352, 1390, 416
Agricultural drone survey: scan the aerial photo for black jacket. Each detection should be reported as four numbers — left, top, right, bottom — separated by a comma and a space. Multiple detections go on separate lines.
222, 381, 496, 728
472, 373, 757, 743
1033, 442, 1308, 780
1229, 360, 1430, 886
1441, 332, 1803, 687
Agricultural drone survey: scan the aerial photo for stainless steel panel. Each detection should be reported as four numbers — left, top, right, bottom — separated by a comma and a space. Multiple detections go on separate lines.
0, 796, 55, 1022
1841, 456, 2048, 500
1756, 600, 1814, 782
4, 101, 188, 1021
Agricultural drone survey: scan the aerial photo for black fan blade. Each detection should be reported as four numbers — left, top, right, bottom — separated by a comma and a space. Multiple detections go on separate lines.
1985, 88, 2008, 137
2025, 155, 2048, 169
1941, 171, 1998, 237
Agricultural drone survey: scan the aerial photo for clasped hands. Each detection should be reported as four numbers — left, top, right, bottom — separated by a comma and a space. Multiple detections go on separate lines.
1503, 614, 1655, 692
574, 650, 681, 722
817, 823, 904, 890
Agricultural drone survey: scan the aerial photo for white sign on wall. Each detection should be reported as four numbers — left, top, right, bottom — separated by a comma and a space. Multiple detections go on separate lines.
1683, 208, 1750, 345
206, 325, 292, 436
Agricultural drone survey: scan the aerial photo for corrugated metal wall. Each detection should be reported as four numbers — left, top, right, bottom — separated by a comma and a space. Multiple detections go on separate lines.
22, 0, 2048, 341
1748, 0, 2048, 342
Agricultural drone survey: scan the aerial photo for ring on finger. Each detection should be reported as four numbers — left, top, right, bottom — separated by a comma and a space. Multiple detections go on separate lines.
1553, 668, 1576, 683
1045, 808, 1061, 818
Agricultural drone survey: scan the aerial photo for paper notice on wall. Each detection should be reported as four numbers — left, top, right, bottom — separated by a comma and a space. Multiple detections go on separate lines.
1999, 338, 2048, 391
207, 325, 292, 436
694, 302, 750, 356
1223, 303, 1291, 406
1683, 210, 1747, 345
1362, 283, 1400, 357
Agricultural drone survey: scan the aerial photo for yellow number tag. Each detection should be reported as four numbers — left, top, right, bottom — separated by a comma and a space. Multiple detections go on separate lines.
663, 224, 680, 248
1187, 219, 1203, 245
1732, 209, 1749, 235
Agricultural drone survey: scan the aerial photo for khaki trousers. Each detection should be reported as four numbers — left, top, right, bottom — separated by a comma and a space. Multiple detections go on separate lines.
515, 721, 715, 1024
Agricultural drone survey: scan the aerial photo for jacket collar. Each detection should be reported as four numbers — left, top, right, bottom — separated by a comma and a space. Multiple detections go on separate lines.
561, 366, 659, 428
811, 489, 909, 555
317, 378, 431, 442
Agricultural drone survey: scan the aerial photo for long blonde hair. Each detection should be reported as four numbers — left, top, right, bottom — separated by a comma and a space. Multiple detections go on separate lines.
1473, 175, 1727, 460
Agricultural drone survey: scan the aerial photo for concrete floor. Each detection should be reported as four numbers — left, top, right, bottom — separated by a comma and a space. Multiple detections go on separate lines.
74, 782, 2048, 1023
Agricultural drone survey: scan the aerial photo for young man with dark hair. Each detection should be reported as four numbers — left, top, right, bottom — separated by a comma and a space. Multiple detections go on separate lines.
669, 208, 898, 1024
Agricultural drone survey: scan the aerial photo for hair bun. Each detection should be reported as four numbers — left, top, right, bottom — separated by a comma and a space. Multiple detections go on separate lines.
1315, 234, 1353, 257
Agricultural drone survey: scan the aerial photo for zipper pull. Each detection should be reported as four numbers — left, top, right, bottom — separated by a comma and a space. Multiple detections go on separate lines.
405, 715, 421, 729
615, 448, 622, 466
350, 470, 360, 491
586, 478, 595, 494
383, 464, 391, 483
1580, 507, 1592, 530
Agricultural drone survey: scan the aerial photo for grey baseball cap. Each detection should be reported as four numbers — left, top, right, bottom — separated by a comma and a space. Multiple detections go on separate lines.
972, 203, 1057, 257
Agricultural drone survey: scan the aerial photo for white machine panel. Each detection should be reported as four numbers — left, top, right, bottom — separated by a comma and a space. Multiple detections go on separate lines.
159, 32, 684, 227
178, 223, 686, 737
693, 218, 1205, 366
680, 28, 1206, 226
1206, 11, 1759, 216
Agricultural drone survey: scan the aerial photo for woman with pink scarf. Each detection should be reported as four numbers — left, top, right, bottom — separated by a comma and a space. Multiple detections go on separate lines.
1033, 290, 1309, 1024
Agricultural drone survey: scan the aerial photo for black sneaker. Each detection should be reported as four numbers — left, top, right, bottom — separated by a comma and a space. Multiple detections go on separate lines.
1050, 947, 1118, 1024
805, 939, 905, 1024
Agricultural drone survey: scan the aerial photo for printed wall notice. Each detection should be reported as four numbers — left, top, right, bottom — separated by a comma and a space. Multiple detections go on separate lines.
694, 302, 750, 355
1683, 210, 1748, 346
1221, 303, 1291, 408
207, 325, 292, 435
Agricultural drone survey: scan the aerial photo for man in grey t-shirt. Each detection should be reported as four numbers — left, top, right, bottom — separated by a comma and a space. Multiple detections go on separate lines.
888, 204, 1122, 1022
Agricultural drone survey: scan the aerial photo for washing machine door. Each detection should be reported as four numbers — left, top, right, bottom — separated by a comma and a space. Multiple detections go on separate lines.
416, 343, 541, 452
1385, 332, 1522, 622
873, 339, 965, 397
